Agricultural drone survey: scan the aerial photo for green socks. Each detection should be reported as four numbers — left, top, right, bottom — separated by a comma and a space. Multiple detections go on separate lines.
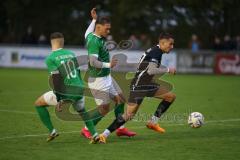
34, 103, 125, 135
85, 103, 125, 127
78, 107, 98, 136
35, 105, 98, 137
86, 108, 103, 126
89, 103, 125, 126
35, 106, 54, 133
83, 103, 125, 133
84, 120, 98, 137
114, 103, 125, 117
92, 116, 102, 126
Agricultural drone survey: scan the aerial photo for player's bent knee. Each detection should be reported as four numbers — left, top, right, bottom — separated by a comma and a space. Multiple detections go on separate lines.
113, 94, 125, 104
164, 92, 176, 102
34, 99, 39, 106
169, 93, 176, 102
117, 99, 125, 104
170, 93, 176, 101
34, 96, 48, 106
34, 98, 43, 106
98, 104, 110, 116
119, 93, 126, 103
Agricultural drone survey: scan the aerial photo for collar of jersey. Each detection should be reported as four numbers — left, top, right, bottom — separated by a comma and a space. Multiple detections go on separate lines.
157, 45, 164, 53
93, 33, 102, 38
52, 48, 63, 52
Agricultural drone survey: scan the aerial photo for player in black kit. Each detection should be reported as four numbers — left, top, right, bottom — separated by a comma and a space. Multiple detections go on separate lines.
100, 33, 176, 143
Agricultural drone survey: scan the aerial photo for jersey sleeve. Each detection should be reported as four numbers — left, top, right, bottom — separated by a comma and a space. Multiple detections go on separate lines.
45, 57, 57, 73
148, 49, 162, 64
87, 38, 99, 57
84, 19, 96, 39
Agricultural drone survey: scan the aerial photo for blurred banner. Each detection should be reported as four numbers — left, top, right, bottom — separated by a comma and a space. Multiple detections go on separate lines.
177, 52, 215, 74
0, 46, 50, 68
1, 46, 240, 75
0, 46, 88, 68
0, 46, 176, 71
214, 54, 240, 75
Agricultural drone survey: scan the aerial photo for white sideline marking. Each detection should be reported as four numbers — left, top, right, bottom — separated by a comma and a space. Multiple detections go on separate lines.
0, 109, 36, 115
0, 127, 146, 140
0, 109, 240, 140
0, 119, 240, 141
1, 109, 240, 124
204, 119, 240, 123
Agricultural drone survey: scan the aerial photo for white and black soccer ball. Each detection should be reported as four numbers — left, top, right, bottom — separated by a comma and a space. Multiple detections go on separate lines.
188, 112, 204, 128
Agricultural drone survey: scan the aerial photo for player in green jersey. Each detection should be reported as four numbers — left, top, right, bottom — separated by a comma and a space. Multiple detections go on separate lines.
35, 32, 98, 142
80, 8, 136, 143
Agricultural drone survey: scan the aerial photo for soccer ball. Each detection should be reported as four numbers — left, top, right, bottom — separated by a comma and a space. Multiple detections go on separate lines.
188, 112, 204, 128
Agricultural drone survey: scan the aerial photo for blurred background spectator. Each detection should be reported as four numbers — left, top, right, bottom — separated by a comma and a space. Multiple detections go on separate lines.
0, 0, 239, 51
38, 33, 47, 45
22, 26, 37, 44
129, 34, 141, 50
222, 34, 234, 51
235, 35, 240, 50
213, 36, 223, 51
189, 34, 200, 53
139, 34, 151, 50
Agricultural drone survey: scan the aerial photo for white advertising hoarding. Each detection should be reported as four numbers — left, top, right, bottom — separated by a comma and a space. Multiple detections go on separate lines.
0, 46, 176, 70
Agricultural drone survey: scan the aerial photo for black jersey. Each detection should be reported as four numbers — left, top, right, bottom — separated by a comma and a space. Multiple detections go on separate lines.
131, 45, 163, 86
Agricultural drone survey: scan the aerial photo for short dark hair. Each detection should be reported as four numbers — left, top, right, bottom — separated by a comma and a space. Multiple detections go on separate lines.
50, 32, 64, 40
159, 32, 174, 40
96, 16, 111, 25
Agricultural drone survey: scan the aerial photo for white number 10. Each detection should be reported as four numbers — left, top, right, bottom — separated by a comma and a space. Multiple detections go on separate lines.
61, 60, 77, 79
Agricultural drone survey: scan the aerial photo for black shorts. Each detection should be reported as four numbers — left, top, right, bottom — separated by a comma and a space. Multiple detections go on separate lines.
128, 83, 160, 105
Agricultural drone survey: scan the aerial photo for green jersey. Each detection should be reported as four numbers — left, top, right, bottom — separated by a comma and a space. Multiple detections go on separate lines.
86, 32, 110, 77
45, 48, 84, 89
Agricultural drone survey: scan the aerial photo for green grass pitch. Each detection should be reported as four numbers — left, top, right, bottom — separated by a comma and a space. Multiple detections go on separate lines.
0, 68, 240, 160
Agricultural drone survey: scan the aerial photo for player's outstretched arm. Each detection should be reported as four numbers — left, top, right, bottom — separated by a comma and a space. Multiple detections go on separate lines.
84, 8, 97, 39
89, 56, 117, 68
147, 62, 176, 75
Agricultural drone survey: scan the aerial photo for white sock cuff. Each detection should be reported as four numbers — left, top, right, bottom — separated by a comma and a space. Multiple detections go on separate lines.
102, 129, 111, 137
119, 125, 125, 129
